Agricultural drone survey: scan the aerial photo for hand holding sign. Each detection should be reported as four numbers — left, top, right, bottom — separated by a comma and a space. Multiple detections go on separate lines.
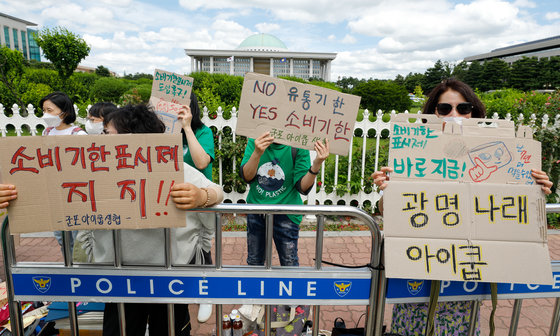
313, 138, 330, 164
170, 182, 207, 210
0, 184, 17, 208
469, 157, 498, 182
254, 131, 274, 156
177, 105, 193, 129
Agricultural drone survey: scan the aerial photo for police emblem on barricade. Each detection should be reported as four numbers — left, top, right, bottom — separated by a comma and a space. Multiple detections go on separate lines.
32, 276, 51, 293
334, 281, 352, 297
407, 280, 424, 295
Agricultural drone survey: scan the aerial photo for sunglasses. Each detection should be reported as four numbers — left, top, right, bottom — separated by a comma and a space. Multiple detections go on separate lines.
436, 102, 473, 115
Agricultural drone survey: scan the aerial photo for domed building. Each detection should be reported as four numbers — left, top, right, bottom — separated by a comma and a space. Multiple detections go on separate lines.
185, 33, 336, 81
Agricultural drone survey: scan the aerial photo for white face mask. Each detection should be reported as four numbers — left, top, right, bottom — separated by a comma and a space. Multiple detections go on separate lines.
85, 120, 104, 134
42, 113, 62, 128
442, 116, 465, 125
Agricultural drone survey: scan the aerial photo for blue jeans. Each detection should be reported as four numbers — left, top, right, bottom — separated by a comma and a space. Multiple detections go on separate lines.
54, 230, 77, 255
246, 214, 299, 266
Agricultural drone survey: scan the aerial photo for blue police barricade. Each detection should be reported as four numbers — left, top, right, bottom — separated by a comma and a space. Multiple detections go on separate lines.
2, 204, 383, 336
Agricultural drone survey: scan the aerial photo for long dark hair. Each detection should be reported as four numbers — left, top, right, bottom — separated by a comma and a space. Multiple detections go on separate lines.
423, 78, 486, 118
104, 104, 165, 134
181, 92, 204, 144
39, 92, 76, 124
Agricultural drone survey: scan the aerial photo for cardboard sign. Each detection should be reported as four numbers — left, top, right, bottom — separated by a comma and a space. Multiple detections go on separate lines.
149, 97, 183, 134
150, 69, 194, 134
151, 69, 193, 105
384, 114, 552, 285
0, 134, 184, 233
236, 73, 361, 156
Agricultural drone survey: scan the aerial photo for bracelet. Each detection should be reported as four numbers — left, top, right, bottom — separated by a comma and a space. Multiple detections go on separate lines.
308, 167, 319, 175
201, 188, 211, 208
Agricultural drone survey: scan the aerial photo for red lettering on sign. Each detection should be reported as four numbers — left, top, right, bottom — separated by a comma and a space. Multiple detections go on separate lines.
61, 180, 96, 211
10, 146, 39, 174
155, 145, 180, 171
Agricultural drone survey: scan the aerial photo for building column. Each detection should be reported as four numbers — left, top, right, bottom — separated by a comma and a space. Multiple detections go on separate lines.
191, 57, 195, 73
290, 59, 294, 76
0, 26, 4, 46
326, 61, 331, 82
309, 59, 313, 78
210, 56, 214, 74
24, 35, 30, 59
270, 58, 274, 76
17, 30, 23, 52
230, 56, 234, 75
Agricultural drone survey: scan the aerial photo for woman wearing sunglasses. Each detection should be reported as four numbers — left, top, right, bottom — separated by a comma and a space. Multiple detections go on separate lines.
372, 78, 553, 335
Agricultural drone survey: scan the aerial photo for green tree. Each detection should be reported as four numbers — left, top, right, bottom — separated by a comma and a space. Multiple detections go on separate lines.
393, 74, 405, 87
34, 26, 91, 85
451, 61, 469, 83
123, 72, 153, 80
120, 84, 151, 104
95, 65, 111, 77
0, 46, 25, 107
464, 60, 484, 90
26, 59, 55, 70
190, 72, 243, 114
21, 82, 52, 108
403, 72, 425, 93
510, 57, 539, 91
413, 85, 425, 100
353, 80, 411, 112
336, 76, 365, 93
90, 77, 129, 103
480, 58, 509, 91
539, 56, 560, 89
422, 60, 451, 94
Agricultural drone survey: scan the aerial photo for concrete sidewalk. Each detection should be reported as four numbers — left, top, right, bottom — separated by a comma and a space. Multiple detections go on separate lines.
3, 231, 560, 335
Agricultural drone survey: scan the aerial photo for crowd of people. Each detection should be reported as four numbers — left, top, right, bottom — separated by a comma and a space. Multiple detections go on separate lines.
0, 78, 555, 336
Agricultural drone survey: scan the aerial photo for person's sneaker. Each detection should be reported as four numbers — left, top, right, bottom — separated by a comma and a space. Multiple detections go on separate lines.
198, 304, 213, 323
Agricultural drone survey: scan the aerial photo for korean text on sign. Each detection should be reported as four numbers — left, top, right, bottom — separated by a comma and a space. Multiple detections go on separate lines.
0, 134, 184, 234
236, 73, 361, 156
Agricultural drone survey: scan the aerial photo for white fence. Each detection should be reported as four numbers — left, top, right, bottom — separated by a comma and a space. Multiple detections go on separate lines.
1, 103, 559, 209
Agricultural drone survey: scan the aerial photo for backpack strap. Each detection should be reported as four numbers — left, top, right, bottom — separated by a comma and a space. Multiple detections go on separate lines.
71, 126, 84, 134
424, 280, 440, 336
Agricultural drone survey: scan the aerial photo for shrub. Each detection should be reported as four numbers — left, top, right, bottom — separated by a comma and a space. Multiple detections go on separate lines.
90, 77, 129, 103
21, 83, 52, 108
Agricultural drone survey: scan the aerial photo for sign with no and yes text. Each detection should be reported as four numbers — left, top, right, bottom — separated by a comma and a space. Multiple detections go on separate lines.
237, 73, 361, 156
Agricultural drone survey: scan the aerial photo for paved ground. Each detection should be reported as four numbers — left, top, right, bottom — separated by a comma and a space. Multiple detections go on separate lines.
3, 230, 560, 335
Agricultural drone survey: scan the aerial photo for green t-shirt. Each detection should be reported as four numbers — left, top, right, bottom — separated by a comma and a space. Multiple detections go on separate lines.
183, 125, 215, 179
241, 140, 310, 224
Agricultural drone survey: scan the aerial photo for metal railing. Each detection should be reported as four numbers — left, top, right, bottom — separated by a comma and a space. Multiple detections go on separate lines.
4, 202, 560, 335
2, 203, 383, 336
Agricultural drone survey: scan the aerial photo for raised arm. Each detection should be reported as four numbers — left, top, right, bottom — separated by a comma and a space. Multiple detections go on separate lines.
299, 139, 330, 192
371, 166, 393, 215
241, 132, 274, 182
178, 105, 212, 170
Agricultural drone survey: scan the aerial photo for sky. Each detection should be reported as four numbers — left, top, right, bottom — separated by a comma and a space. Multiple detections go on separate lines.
2, 0, 560, 81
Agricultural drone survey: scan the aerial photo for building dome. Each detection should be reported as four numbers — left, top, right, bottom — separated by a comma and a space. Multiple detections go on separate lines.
237, 33, 288, 51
